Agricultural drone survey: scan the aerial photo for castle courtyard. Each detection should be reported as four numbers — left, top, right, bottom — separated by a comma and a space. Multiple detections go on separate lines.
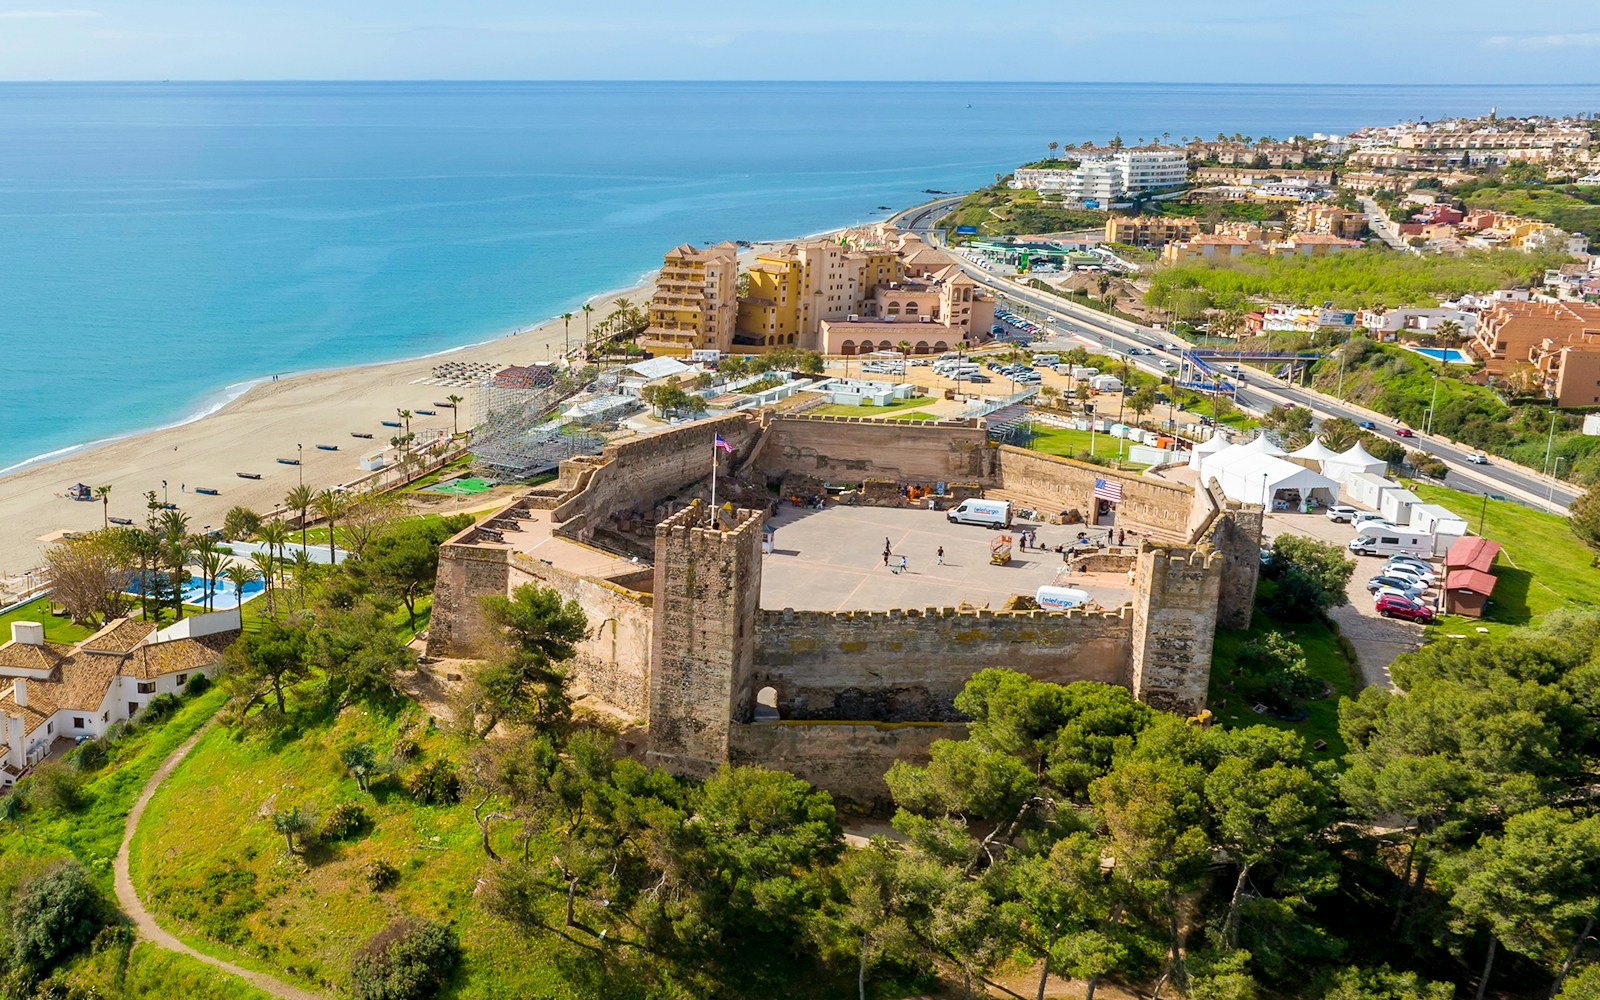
759, 504, 1136, 613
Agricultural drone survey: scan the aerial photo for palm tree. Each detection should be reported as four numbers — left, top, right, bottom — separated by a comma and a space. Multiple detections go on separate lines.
284, 485, 313, 556
582, 303, 595, 355
897, 340, 912, 359
258, 519, 290, 573
95, 484, 112, 529
1047, 140, 1059, 159
1436, 319, 1463, 350
158, 511, 192, 621
446, 393, 464, 436
313, 489, 343, 565
223, 563, 257, 629
396, 408, 412, 442
196, 537, 224, 612
250, 551, 277, 619
291, 549, 312, 611
562, 312, 574, 356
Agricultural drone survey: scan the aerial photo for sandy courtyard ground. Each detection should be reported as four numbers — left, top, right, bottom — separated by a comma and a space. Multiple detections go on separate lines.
759, 505, 1134, 613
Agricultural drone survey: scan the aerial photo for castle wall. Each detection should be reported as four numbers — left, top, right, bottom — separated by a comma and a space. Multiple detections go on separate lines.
995, 446, 1192, 540
647, 505, 765, 777
506, 554, 655, 719
728, 721, 967, 809
753, 606, 1132, 721
552, 412, 763, 542
1129, 546, 1221, 714
1206, 504, 1262, 631
759, 415, 993, 486
426, 540, 512, 658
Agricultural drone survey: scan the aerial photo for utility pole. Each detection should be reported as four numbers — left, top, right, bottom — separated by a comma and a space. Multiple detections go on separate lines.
1478, 493, 1488, 536
1424, 375, 1440, 436
1548, 456, 1566, 512
1542, 408, 1559, 476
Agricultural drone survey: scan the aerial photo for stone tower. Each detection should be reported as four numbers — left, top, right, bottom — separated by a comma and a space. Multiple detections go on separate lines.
1128, 544, 1221, 714
1208, 504, 1263, 631
646, 503, 765, 777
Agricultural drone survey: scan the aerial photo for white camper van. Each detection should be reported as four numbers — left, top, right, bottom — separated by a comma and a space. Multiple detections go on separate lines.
1035, 586, 1092, 610
1348, 526, 1435, 558
946, 499, 1012, 529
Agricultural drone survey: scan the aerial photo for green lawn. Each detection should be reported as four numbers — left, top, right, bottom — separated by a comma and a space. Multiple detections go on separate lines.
1025, 426, 1151, 469
1404, 481, 1596, 632
0, 596, 96, 644
1209, 608, 1359, 758
128, 698, 634, 999
810, 395, 936, 418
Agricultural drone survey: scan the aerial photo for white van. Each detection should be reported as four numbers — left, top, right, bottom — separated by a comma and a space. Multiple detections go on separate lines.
1036, 586, 1092, 610
1349, 528, 1435, 558
1062, 365, 1100, 379
947, 498, 1012, 529
1090, 375, 1124, 393
1032, 353, 1060, 367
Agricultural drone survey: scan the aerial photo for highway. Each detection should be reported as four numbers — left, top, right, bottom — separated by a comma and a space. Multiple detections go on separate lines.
894, 197, 1576, 512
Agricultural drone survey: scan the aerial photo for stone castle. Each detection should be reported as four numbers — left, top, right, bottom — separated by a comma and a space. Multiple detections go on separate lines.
428, 411, 1261, 804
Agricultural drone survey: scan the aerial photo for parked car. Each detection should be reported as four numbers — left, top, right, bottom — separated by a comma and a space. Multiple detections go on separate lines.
1358, 420, 1377, 430
1377, 596, 1435, 622
1385, 555, 1434, 575
1353, 512, 1393, 527
1382, 565, 1434, 587
1325, 505, 1358, 523
1468, 453, 1489, 465
1395, 428, 1416, 438
1368, 576, 1425, 597
1373, 586, 1425, 605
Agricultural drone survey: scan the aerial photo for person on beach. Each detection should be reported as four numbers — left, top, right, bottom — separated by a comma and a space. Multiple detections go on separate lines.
883, 546, 890, 568
1118, 528, 1126, 547
937, 546, 944, 566
898, 555, 908, 574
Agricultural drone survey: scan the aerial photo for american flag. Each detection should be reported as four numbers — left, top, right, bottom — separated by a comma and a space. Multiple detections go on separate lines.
1094, 477, 1124, 503
714, 433, 734, 453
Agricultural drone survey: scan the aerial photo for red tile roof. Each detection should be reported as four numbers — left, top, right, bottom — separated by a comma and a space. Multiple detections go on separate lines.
1445, 537, 1502, 572
1446, 568, 1499, 596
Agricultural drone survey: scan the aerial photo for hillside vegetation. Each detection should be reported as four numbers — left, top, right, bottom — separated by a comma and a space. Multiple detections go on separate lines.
1457, 181, 1600, 248
941, 183, 1108, 238
1147, 246, 1568, 310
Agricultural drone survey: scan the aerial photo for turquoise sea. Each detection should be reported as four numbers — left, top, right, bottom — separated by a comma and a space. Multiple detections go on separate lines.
2, 81, 1598, 473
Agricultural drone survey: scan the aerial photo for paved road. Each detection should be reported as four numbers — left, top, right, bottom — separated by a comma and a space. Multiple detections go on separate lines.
114, 717, 323, 1000
901, 208, 1575, 512
1358, 196, 1413, 253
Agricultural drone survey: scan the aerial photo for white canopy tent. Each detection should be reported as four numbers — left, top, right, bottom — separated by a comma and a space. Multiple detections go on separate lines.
1188, 434, 1233, 471
1200, 448, 1340, 507
1240, 434, 1286, 457
1323, 441, 1387, 485
1286, 438, 1343, 472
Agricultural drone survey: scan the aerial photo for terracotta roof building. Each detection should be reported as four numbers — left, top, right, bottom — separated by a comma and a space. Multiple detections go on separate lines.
1443, 537, 1502, 618
1, 614, 233, 785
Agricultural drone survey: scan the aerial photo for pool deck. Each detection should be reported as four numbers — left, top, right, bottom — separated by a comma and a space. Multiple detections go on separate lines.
1402, 345, 1473, 365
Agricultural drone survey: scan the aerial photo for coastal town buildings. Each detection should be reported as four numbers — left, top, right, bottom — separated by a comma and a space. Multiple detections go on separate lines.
1105, 215, 1200, 248
1, 616, 230, 785
1528, 337, 1600, 407
1469, 300, 1600, 373
1293, 203, 1368, 241
642, 242, 740, 354
1193, 167, 1333, 187
1011, 149, 1187, 203
643, 229, 993, 356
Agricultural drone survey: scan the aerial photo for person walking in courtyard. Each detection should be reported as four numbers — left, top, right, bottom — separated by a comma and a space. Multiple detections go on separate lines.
1118, 527, 1126, 547
899, 554, 908, 574
936, 545, 944, 565
883, 543, 891, 567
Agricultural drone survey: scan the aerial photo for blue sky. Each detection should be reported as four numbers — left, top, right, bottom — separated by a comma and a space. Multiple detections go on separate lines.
2, 1, 1599, 82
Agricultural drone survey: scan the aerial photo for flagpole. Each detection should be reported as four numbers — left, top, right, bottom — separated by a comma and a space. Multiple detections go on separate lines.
710, 438, 718, 516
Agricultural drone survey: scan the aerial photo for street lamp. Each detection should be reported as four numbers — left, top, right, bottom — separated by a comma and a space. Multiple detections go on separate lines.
1424, 375, 1440, 436
297, 443, 304, 487
1548, 457, 1566, 512
1542, 408, 1559, 477
161, 479, 167, 505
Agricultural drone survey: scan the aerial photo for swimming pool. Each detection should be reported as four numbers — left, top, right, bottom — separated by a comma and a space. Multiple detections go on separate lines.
125, 575, 266, 611
1404, 346, 1473, 365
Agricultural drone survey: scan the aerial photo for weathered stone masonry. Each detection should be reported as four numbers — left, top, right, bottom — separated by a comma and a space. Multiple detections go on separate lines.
429, 412, 1254, 804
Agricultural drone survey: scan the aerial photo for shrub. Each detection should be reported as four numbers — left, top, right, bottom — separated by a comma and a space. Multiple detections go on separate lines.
22, 763, 84, 813
1265, 535, 1353, 621
406, 760, 461, 806
390, 733, 421, 761
350, 916, 459, 1000
10, 861, 103, 970
363, 859, 401, 892
102, 720, 131, 745
1320, 965, 1454, 1000
183, 672, 212, 697
71, 739, 108, 774
1237, 633, 1318, 711
321, 801, 368, 841
135, 693, 183, 725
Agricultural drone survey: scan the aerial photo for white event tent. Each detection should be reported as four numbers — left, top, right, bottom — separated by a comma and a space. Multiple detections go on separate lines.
1323, 441, 1387, 485
1188, 434, 1233, 471
1199, 443, 1339, 508
1286, 438, 1343, 472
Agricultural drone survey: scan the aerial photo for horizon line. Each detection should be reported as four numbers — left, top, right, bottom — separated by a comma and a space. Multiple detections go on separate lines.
2, 78, 1599, 87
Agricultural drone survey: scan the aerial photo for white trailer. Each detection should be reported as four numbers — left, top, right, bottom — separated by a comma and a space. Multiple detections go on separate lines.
1342, 472, 1398, 510
1349, 527, 1435, 558
1380, 488, 1421, 527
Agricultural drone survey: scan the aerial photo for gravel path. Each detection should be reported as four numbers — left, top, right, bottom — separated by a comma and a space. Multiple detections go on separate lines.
113, 717, 324, 1000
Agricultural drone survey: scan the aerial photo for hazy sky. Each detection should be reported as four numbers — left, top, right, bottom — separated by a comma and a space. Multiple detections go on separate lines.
3, 1, 1599, 82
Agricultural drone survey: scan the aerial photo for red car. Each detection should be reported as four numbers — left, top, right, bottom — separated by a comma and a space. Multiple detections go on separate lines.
1376, 595, 1433, 621
1395, 428, 1416, 438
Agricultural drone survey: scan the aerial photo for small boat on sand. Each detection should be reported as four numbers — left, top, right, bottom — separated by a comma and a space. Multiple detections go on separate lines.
109, 516, 134, 526
350, 432, 374, 439
381, 420, 402, 428
277, 457, 300, 466
316, 444, 339, 451
194, 487, 220, 496
236, 472, 262, 480
415, 409, 436, 415
434, 401, 455, 408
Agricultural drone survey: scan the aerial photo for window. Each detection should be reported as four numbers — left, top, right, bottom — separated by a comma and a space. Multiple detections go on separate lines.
137, 681, 155, 694
46, 722, 53, 734
176, 674, 188, 686
73, 717, 85, 729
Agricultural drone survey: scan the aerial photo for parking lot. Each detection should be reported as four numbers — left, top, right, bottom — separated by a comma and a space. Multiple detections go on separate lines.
1261, 509, 1431, 689
760, 505, 1134, 613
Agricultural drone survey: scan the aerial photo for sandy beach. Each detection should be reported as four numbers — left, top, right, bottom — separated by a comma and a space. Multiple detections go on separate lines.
0, 281, 655, 579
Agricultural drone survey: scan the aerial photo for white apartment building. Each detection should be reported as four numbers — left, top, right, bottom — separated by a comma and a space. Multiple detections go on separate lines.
1011, 149, 1188, 203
